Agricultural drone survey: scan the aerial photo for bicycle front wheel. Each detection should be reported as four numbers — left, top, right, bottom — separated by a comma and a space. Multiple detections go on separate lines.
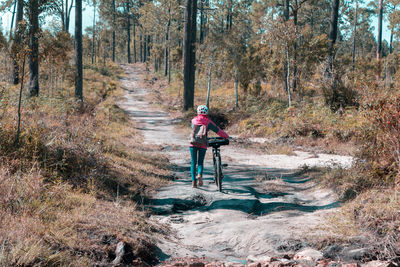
215, 155, 222, 192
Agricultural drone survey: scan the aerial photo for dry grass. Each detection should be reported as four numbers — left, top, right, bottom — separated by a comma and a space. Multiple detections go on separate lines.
132, 63, 400, 260
313, 188, 400, 260
147, 66, 364, 156
0, 63, 173, 266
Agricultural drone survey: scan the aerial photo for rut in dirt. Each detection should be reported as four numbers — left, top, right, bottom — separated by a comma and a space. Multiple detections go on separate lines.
118, 64, 353, 263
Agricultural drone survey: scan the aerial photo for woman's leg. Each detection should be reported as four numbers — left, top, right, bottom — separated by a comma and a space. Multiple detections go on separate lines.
190, 147, 198, 182
197, 148, 207, 178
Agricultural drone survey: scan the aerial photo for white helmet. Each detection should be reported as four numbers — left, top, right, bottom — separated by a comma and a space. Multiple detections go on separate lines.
197, 105, 208, 115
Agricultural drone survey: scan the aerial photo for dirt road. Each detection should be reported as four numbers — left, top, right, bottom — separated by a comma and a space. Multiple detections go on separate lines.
118, 64, 353, 264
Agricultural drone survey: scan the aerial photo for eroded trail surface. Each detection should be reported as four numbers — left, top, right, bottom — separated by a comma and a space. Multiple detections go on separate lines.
119, 65, 353, 264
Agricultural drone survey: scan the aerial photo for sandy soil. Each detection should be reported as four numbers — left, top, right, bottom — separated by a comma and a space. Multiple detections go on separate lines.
118, 64, 354, 264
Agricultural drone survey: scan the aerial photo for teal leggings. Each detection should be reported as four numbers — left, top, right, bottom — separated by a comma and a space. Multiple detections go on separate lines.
190, 147, 206, 181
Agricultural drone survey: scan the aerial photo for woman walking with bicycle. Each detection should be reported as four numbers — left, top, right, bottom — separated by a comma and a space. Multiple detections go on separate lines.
190, 105, 229, 188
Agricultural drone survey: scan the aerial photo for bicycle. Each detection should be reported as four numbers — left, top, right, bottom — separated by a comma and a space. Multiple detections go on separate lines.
207, 137, 229, 192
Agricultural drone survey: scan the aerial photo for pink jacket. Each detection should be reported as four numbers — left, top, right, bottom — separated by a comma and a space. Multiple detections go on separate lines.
190, 115, 229, 149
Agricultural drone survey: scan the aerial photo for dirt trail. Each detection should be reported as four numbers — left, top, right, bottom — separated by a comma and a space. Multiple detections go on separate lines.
118, 65, 353, 264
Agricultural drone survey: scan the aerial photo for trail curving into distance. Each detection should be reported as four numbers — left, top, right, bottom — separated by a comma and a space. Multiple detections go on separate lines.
118, 64, 353, 264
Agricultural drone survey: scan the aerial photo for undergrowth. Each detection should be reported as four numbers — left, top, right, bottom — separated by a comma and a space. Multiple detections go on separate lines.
0, 63, 172, 266
148, 63, 400, 260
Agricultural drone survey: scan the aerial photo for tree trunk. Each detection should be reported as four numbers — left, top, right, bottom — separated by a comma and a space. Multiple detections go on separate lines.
65, 0, 69, 31
154, 35, 158, 72
234, 65, 239, 108
143, 33, 147, 62
164, 13, 170, 76
286, 43, 291, 107
206, 58, 213, 108
352, 0, 358, 69
376, 0, 383, 82
28, 0, 40, 97
9, 0, 17, 41
133, 22, 137, 63
75, 0, 83, 100
12, 0, 23, 85
282, 0, 290, 96
112, 0, 116, 62
284, 0, 289, 20
183, 0, 197, 111
228, 0, 233, 29
147, 35, 151, 59
126, 1, 131, 63
140, 33, 143, 62
15, 56, 26, 146
199, 0, 204, 44
168, 44, 171, 84
292, 7, 298, 92
390, 27, 393, 54
377, 0, 383, 60
65, 0, 74, 32
91, 3, 96, 64
326, 0, 340, 77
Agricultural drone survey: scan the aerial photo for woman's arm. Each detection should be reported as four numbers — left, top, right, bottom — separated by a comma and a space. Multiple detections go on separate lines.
208, 120, 229, 139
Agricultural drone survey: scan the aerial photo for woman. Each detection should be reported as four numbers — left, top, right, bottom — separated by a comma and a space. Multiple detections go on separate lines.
190, 105, 229, 188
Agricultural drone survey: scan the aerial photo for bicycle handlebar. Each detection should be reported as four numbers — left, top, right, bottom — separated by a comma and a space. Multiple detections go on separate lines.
207, 137, 229, 147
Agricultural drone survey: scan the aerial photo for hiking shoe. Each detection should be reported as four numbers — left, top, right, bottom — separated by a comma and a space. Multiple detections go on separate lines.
197, 175, 203, 186
192, 180, 197, 188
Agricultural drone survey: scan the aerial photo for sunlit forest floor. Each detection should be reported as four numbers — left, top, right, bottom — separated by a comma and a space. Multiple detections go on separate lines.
0, 63, 174, 265
0, 61, 399, 265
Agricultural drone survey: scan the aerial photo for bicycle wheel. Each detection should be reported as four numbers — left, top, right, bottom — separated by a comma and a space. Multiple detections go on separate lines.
215, 155, 222, 192
213, 155, 217, 182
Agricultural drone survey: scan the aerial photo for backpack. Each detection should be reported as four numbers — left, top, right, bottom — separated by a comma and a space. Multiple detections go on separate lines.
190, 124, 207, 146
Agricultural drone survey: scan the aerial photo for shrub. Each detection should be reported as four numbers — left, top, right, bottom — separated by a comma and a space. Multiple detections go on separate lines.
359, 93, 400, 184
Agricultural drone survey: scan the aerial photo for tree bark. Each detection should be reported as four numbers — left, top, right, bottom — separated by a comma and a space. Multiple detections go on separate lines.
234, 65, 239, 108
91, 2, 96, 64
199, 0, 204, 44
286, 43, 291, 107
206, 58, 213, 108
133, 21, 136, 63
377, 0, 383, 60
139, 33, 143, 62
326, 0, 340, 77
183, 0, 197, 111
75, 0, 83, 100
112, 0, 116, 62
64, 0, 73, 32
164, 12, 170, 76
15, 56, 26, 146
12, 0, 23, 85
282, 0, 290, 96
28, 0, 40, 97
183, 0, 193, 110
390, 27, 393, 54
143, 33, 147, 62
352, 0, 358, 69
9, 0, 17, 41
168, 42, 171, 83
126, 1, 131, 63
147, 35, 151, 58
292, 6, 298, 92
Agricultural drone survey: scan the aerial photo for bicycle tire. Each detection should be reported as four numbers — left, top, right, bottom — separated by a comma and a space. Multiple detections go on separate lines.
213, 155, 217, 182
216, 156, 222, 192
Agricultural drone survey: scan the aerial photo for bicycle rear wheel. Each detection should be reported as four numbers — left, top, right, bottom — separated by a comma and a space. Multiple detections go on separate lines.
215, 155, 222, 192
